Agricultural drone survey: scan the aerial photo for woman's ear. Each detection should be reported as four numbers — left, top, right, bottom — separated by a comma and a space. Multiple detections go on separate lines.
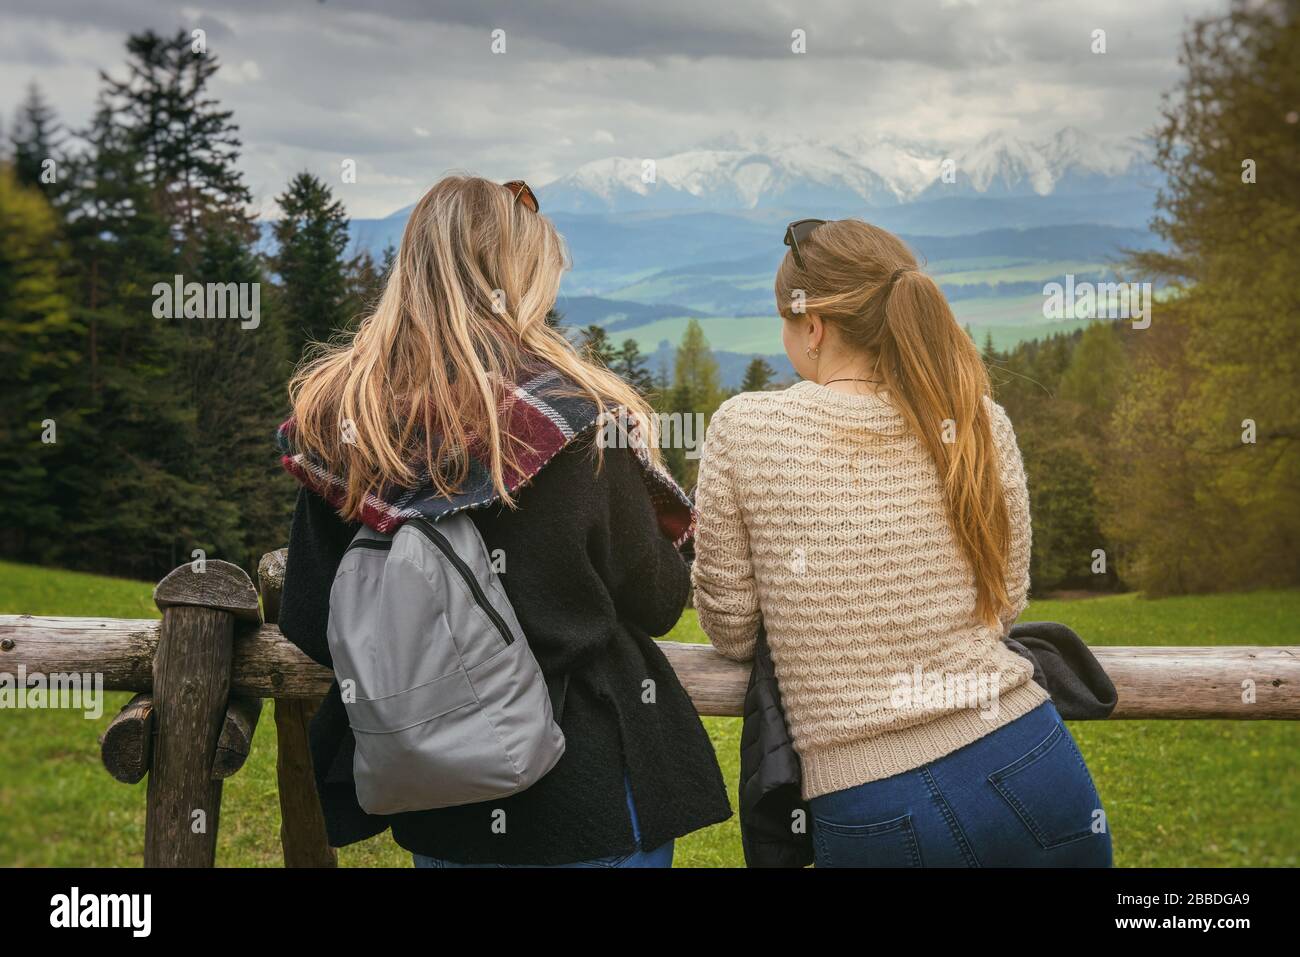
806, 312, 825, 351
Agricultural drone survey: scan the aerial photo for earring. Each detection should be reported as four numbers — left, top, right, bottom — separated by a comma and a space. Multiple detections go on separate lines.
805, 345, 820, 360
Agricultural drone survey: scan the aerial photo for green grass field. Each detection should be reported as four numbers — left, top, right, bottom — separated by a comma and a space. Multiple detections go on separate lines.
612, 308, 1098, 359
600, 255, 1124, 357
931, 259, 1113, 285
1, 559, 1296, 867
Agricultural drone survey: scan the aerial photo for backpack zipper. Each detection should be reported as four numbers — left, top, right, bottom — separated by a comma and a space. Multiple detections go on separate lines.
408, 518, 515, 646
345, 538, 392, 554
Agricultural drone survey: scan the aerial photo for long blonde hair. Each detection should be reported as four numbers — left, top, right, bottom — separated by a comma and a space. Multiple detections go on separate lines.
775, 219, 1012, 626
289, 174, 657, 520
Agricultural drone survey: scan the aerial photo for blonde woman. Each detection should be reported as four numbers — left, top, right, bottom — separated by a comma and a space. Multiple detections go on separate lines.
692, 218, 1111, 867
276, 176, 730, 867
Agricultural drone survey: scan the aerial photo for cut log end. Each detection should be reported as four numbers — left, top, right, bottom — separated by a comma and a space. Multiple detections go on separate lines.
102, 692, 263, 783
258, 549, 288, 626
154, 560, 260, 622
213, 696, 263, 780
101, 693, 154, 784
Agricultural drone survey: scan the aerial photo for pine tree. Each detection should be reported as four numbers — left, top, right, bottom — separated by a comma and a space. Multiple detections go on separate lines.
664, 320, 723, 488
1059, 322, 1130, 442
740, 356, 776, 392
51, 101, 202, 576
672, 319, 723, 419
0, 164, 77, 556
99, 30, 251, 254
77, 29, 291, 575
653, 352, 671, 395
275, 172, 351, 354
1022, 442, 1105, 590
9, 83, 62, 196
613, 338, 655, 394
578, 324, 617, 366
189, 218, 293, 570
340, 249, 385, 334
981, 331, 997, 364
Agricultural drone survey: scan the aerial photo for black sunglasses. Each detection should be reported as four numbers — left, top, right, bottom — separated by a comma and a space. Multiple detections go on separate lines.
783, 218, 828, 270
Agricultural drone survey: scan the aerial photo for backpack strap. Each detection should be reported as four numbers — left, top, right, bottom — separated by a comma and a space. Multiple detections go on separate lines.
547, 672, 569, 722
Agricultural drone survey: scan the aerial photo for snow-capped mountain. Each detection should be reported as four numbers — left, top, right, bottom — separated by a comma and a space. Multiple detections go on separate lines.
538, 127, 1153, 213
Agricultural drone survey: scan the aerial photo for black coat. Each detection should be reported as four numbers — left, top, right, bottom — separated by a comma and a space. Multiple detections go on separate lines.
280, 438, 732, 864
738, 621, 1118, 867
739, 625, 813, 868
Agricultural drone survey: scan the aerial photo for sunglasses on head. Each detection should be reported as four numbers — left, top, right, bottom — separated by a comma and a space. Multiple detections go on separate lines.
503, 180, 540, 213
774, 218, 826, 270
783, 218, 829, 270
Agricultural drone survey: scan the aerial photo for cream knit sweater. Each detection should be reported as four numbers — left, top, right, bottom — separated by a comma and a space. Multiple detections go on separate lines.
692, 380, 1048, 800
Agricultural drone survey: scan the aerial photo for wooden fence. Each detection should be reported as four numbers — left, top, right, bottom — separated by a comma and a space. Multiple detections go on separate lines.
1, 550, 1298, 866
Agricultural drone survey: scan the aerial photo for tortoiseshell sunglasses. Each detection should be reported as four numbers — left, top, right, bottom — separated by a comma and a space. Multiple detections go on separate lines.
503, 180, 540, 213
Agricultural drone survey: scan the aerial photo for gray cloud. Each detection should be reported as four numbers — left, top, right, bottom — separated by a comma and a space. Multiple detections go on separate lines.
0, 0, 1225, 218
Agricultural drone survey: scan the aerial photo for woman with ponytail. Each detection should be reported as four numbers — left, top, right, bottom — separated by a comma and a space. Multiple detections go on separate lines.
692, 218, 1111, 867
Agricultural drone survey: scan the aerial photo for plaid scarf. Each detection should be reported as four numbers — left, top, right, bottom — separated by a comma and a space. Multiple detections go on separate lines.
276, 366, 696, 548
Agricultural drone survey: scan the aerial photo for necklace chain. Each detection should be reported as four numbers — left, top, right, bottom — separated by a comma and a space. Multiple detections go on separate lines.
822, 377, 881, 386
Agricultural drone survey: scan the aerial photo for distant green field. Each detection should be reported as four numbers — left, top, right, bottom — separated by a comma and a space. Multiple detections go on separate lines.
1, 559, 1296, 867
923, 255, 1031, 273
933, 259, 1116, 285
601, 252, 1126, 356
623, 314, 784, 356
616, 308, 1096, 358
610, 272, 770, 303
947, 292, 1057, 326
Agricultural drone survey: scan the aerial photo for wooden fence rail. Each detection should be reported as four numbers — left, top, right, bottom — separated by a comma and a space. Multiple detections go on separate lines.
1, 549, 1297, 867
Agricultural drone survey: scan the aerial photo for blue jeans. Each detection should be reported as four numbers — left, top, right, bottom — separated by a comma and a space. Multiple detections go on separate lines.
810, 700, 1113, 867
412, 772, 674, 868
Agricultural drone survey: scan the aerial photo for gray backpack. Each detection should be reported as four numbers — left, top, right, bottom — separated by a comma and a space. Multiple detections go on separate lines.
326, 514, 566, 815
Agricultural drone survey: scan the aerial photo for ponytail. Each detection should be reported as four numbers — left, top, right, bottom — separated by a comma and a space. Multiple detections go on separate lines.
775, 220, 1012, 626
880, 270, 1011, 626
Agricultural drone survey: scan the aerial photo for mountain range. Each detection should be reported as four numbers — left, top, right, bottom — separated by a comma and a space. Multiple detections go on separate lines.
334, 126, 1164, 388
538, 127, 1156, 213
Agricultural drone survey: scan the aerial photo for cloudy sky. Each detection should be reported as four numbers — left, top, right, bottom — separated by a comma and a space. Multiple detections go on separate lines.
0, 0, 1223, 219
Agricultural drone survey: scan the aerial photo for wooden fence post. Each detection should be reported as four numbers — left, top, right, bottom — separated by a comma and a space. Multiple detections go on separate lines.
144, 560, 259, 867
259, 549, 338, 868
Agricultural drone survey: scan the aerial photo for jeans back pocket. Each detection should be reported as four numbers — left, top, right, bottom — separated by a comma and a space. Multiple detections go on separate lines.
813, 812, 922, 868
987, 722, 1098, 849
